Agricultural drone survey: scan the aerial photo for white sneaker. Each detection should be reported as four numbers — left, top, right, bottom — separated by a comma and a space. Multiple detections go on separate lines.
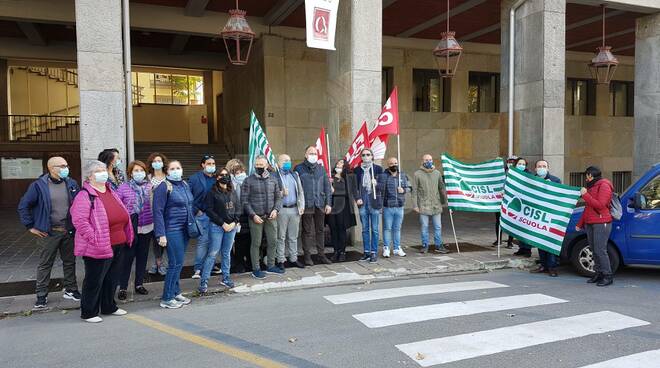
160, 299, 183, 309
394, 248, 407, 257
191, 270, 201, 279
85, 316, 103, 323
382, 247, 390, 258
175, 294, 191, 305
111, 308, 127, 316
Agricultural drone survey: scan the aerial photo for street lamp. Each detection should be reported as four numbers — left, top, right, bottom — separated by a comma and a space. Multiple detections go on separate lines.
589, 5, 618, 85
220, 0, 255, 66
433, 0, 463, 78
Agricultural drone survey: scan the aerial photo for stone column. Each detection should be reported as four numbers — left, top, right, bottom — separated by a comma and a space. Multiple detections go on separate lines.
633, 12, 660, 180
74, 0, 126, 168
0, 58, 8, 142
327, 0, 382, 161
500, 0, 566, 179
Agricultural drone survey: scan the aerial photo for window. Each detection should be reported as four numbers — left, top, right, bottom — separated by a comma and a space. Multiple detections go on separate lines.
612, 171, 632, 194
639, 175, 660, 210
610, 81, 634, 117
468, 72, 499, 113
569, 172, 586, 188
413, 69, 451, 112
132, 71, 204, 106
382, 67, 393, 105
566, 79, 596, 116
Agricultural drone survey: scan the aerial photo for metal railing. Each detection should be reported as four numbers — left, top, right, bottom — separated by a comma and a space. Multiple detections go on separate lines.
612, 171, 632, 194
569, 172, 587, 188
3, 115, 80, 142
21, 67, 78, 86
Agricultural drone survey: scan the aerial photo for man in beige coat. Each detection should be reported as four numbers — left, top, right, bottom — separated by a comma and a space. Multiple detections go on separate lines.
412, 154, 449, 254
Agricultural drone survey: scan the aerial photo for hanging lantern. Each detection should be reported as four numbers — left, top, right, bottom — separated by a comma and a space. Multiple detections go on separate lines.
433, 0, 462, 78
220, 0, 255, 66
589, 5, 618, 84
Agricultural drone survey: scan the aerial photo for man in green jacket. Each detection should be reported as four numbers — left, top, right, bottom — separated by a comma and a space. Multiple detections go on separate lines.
412, 154, 449, 254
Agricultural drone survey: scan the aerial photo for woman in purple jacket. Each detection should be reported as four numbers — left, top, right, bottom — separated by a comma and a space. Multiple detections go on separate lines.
116, 160, 153, 300
71, 160, 134, 323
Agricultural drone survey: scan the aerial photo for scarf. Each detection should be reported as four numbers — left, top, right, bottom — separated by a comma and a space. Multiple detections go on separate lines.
586, 176, 602, 189
361, 161, 373, 193
129, 179, 146, 214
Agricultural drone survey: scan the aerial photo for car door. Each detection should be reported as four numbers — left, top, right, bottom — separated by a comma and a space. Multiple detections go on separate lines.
627, 175, 660, 262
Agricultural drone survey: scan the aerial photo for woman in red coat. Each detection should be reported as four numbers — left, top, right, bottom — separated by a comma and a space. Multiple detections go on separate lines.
576, 166, 614, 286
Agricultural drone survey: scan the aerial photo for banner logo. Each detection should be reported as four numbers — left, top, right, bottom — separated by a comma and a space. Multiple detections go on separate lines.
313, 7, 330, 40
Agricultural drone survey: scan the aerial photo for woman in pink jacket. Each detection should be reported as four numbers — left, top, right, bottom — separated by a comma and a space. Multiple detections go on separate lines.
71, 160, 134, 323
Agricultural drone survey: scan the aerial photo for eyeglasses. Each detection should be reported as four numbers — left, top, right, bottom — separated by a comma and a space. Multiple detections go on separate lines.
361, 153, 372, 157
54, 164, 69, 169
202, 154, 215, 160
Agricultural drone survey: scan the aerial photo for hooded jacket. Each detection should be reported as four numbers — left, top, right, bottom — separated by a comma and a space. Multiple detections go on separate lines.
578, 178, 614, 227
412, 166, 447, 216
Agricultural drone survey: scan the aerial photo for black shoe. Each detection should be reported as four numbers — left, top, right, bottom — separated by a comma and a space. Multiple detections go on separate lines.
491, 240, 499, 246
359, 253, 371, 262
135, 285, 149, 295
587, 273, 603, 284
211, 266, 222, 275
276, 262, 286, 272
318, 255, 332, 265
117, 289, 127, 301
34, 296, 48, 310
369, 253, 378, 263
293, 260, 305, 268
338, 253, 346, 262
304, 257, 314, 266
597, 275, 613, 287
332, 252, 340, 262
505, 243, 514, 249
548, 268, 558, 277
63, 290, 82, 302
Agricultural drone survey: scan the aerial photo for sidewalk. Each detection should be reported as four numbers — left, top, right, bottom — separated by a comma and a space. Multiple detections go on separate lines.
0, 211, 538, 318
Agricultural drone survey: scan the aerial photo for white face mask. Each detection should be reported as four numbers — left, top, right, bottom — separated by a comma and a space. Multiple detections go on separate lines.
94, 171, 109, 184
307, 155, 318, 164
335, 168, 343, 174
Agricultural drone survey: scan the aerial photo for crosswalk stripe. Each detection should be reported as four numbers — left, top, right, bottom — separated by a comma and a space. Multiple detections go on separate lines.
353, 294, 568, 328
396, 311, 649, 367
323, 281, 508, 305
579, 349, 660, 368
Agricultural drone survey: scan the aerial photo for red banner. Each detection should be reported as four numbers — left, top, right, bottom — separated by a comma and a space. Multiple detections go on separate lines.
315, 128, 331, 176
368, 87, 399, 159
344, 121, 371, 169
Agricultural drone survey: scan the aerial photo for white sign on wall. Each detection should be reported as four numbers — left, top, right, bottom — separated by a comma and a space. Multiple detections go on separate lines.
305, 0, 339, 50
1, 158, 43, 180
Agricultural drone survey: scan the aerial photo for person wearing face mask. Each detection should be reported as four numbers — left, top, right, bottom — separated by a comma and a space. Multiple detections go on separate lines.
116, 161, 153, 300
152, 160, 195, 308
353, 148, 384, 263
328, 160, 358, 262
189, 155, 218, 280
70, 160, 133, 322
378, 157, 411, 258
412, 154, 449, 254
146, 152, 169, 276
294, 146, 333, 265
227, 160, 252, 273
511, 157, 533, 257
241, 156, 283, 279
577, 166, 615, 287
18, 156, 81, 310
97, 148, 125, 190
273, 154, 306, 269
530, 159, 561, 277
493, 156, 518, 248
201, 168, 240, 291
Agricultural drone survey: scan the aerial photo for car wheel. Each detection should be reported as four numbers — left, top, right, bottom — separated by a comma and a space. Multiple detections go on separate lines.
570, 239, 620, 277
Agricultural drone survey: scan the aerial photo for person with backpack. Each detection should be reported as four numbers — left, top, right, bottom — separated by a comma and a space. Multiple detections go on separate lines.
530, 159, 561, 277
152, 160, 195, 308
576, 166, 615, 287
115, 160, 153, 300
70, 160, 133, 323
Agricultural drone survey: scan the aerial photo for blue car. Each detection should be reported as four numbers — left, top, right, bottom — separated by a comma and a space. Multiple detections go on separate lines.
561, 164, 660, 276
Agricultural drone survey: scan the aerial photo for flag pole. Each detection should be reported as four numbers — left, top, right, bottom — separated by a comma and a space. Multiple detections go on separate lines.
497, 214, 501, 258
370, 164, 377, 200
326, 132, 332, 176
448, 208, 460, 254
397, 134, 402, 185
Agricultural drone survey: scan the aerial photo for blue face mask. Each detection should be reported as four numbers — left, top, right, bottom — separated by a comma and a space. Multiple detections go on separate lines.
59, 167, 70, 179
133, 171, 146, 183
204, 165, 216, 174
516, 164, 527, 171
152, 161, 164, 171
423, 161, 434, 169
113, 159, 121, 168
282, 162, 292, 171
536, 168, 548, 178
168, 169, 183, 181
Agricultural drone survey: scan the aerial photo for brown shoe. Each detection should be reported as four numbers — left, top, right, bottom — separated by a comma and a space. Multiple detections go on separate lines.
530, 266, 547, 274
548, 268, 558, 277
304, 256, 314, 267
318, 255, 332, 265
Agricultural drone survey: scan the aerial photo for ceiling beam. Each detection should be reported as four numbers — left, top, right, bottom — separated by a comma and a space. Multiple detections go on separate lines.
16, 21, 47, 46
461, 23, 500, 42
184, 0, 210, 17
566, 27, 635, 48
263, 0, 303, 26
397, 0, 488, 38
383, 0, 398, 8
566, 10, 625, 30
169, 34, 190, 54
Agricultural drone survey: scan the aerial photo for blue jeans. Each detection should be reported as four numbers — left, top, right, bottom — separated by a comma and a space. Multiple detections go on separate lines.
420, 214, 443, 248
193, 214, 211, 272
539, 249, 558, 268
162, 230, 189, 301
359, 205, 380, 254
201, 223, 237, 285
383, 207, 404, 250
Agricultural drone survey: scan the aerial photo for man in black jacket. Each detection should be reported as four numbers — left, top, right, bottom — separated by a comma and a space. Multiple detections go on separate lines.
530, 159, 562, 277
294, 146, 332, 266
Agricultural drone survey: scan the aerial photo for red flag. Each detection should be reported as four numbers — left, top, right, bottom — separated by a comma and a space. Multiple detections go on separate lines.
315, 128, 331, 176
368, 87, 399, 159
344, 121, 371, 169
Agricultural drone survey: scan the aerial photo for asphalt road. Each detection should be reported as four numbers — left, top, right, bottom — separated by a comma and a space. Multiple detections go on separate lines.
3, 267, 660, 368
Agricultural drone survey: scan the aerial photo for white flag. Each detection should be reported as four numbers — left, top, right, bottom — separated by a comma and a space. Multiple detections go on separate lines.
305, 0, 339, 50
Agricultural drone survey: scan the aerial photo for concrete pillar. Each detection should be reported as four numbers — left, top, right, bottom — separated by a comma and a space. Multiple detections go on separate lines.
327, 0, 382, 162
74, 0, 126, 168
0, 58, 8, 142
633, 12, 660, 180
500, 0, 566, 179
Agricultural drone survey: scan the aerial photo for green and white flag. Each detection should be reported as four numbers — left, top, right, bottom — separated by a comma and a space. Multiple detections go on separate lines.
500, 168, 581, 256
248, 111, 278, 174
441, 154, 505, 213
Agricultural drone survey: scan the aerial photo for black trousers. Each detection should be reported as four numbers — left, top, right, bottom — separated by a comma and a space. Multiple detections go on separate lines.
81, 245, 123, 319
119, 232, 152, 289
328, 214, 348, 254
301, 208, 326, 258
231, 231, 252, 273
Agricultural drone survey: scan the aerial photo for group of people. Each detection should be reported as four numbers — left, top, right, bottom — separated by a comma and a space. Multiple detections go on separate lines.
16, 146, 618, 322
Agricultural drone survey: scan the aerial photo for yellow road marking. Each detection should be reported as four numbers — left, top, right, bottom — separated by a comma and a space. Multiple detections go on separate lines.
126, 314, 288, 368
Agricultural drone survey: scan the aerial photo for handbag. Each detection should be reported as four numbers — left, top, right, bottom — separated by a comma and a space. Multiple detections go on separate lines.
187, 211, 202, 239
